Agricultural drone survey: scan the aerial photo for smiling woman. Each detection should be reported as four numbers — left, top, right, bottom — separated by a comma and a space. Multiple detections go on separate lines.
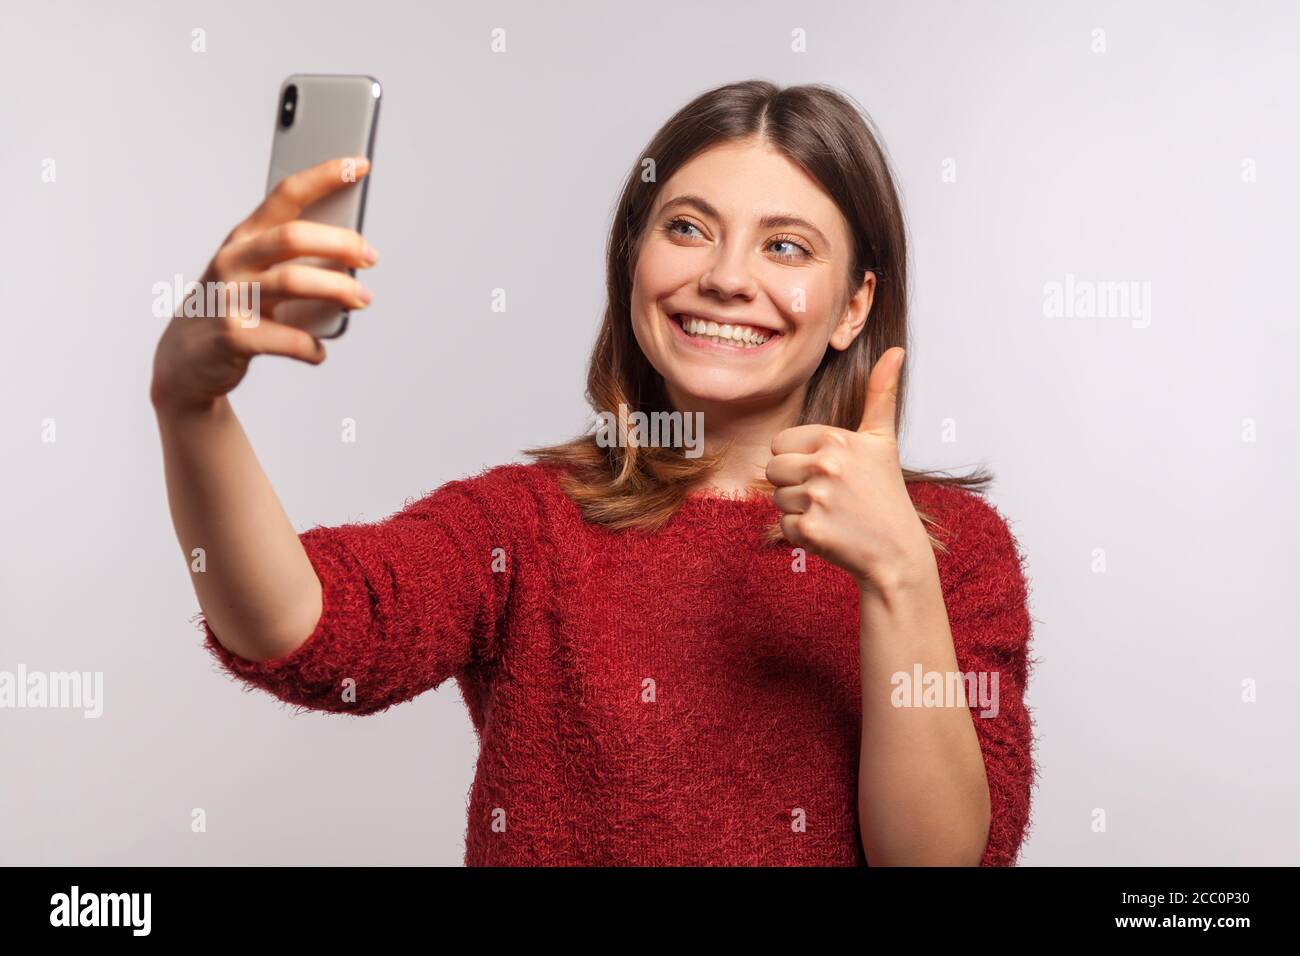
162, 78, 1036, 868
526, 80, 993, 536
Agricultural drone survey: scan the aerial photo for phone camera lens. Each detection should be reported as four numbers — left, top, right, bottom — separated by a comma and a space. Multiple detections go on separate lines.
280, 84, 298, 129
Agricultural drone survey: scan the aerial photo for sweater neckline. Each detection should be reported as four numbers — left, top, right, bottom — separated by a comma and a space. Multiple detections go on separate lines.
668, 488, 778, 536
678, 487, 776, 513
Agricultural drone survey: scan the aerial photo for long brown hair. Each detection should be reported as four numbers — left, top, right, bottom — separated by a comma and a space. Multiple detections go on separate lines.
527, 80, 991, 553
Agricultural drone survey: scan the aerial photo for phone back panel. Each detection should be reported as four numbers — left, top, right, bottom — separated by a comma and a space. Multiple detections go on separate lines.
266, 74, 380, 338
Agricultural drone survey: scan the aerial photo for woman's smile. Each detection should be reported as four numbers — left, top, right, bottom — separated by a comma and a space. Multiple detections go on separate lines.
666, 308, 785, 353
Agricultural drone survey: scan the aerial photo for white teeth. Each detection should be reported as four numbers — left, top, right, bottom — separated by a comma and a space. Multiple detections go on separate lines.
677, 314, 772, 347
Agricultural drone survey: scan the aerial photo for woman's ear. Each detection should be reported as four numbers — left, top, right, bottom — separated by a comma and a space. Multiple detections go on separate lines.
828, 271, 876, 351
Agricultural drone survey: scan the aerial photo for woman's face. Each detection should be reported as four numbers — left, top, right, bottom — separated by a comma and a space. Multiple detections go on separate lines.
630, 137, 875, 415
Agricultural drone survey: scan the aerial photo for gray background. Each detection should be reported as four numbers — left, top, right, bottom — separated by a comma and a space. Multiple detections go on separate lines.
2, 0, 1296, 865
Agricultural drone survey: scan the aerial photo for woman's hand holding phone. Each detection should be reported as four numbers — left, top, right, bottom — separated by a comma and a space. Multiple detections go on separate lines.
149, 156, 377, 414
150, 156, 379, 662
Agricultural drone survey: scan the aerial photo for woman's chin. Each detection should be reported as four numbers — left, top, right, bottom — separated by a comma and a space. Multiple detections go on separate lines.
666, 381, 774, 410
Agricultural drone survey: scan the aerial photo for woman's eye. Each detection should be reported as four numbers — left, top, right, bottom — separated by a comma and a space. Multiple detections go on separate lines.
663, 217, 811, 260
768, 236, 812, 260
664, 217, 702, 239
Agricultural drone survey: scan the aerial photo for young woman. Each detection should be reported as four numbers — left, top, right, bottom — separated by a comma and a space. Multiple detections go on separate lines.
152, 80, 1035, 867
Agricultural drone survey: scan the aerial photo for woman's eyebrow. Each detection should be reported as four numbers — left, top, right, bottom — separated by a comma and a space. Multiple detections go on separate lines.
658, 193, 831, 249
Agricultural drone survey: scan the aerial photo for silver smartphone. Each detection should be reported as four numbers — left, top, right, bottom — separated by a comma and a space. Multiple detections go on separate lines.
266, 74, 381, 338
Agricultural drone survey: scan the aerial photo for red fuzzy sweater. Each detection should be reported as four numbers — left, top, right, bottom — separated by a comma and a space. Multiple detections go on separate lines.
201, 461, 1036, 866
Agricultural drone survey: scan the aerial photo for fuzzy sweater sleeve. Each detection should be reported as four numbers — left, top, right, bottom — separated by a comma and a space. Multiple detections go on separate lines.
200, 473, 521, 716
939, 492, 1038, 866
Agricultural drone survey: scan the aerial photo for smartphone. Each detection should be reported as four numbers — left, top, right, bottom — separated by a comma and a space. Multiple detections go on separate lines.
266, 74, 381, 338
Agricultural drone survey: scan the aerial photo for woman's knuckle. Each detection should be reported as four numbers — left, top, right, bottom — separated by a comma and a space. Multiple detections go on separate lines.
278, 220, 307, 250
215, 316, 245, 347
780, 514, 801, 541
817, 454, 841, 479
272, 176, 301, 204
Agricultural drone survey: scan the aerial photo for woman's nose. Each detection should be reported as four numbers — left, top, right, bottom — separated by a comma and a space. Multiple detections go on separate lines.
698, 243, 758, 299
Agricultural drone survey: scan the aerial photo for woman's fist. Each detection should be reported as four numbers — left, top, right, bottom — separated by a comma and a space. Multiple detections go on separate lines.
767, 347, 934, 592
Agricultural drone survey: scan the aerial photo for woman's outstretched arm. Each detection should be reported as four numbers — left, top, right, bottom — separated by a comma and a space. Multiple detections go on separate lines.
152, 157, 378, 662
153, 395, 323, 662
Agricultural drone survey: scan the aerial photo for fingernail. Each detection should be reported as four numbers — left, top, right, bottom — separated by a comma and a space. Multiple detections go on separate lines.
357, 285, 374, 305
362, 243, 379, 264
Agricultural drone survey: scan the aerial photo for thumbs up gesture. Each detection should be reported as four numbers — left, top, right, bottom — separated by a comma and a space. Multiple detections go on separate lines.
767, 347, 934, 593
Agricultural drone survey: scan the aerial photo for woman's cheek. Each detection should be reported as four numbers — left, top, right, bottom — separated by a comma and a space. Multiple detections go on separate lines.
629, 302, 662, 373
774, 284, 836, 350
771, 276, 833, 321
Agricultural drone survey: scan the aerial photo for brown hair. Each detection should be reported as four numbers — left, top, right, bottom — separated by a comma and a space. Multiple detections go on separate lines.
526, 80, 991, 553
